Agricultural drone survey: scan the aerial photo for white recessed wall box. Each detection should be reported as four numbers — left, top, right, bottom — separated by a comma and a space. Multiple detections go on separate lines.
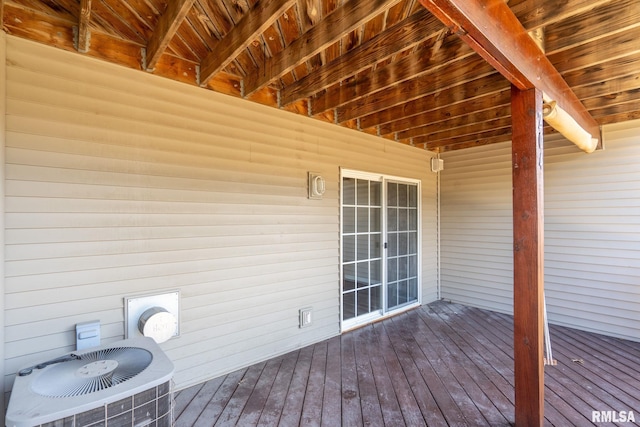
125, 291, 180, 344
75, 320, 101, 351
299, 307, 313, 328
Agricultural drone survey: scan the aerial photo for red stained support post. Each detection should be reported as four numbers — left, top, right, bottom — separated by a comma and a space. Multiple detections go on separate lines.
511, 85, 545, 427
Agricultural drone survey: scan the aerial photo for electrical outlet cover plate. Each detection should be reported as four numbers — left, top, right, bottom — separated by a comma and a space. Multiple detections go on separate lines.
299, 307, 312, 328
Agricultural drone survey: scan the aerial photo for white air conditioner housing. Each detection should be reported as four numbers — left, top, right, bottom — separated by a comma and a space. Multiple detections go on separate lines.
6, 337, 174, 427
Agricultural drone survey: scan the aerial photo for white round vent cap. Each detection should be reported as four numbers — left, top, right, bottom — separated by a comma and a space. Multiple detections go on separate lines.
138, 307, 177, 343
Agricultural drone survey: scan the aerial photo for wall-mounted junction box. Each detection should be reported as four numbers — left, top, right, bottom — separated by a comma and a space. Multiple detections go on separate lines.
76, 320, 101, 351
299, 307, 312, 328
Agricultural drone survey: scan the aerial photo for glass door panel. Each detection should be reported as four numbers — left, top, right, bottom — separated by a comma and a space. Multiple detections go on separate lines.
342, 177, 382, 322
341, 172, 419, 328
386, 182, 419, 311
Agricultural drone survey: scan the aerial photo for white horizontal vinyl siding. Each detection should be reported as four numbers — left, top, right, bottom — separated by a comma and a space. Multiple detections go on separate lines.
543, 124, 640, 341
441, 123, 640, 342
440, 145, 514, 313
3, 36, 437, 391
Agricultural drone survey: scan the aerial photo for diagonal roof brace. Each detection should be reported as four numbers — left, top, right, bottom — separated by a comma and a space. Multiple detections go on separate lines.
418, 0, 601, 152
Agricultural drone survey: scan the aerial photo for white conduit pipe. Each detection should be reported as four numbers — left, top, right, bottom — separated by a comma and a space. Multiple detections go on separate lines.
543, 291, 557, 366
542, 100, 598, 153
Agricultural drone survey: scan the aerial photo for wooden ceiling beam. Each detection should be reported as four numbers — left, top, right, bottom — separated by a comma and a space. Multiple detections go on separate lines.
310, 0, 611, 117
75, 0, 91, 53
378, 93, 510, 139
428, 123, 575, 151
397, 58, 639, 141
362, 75, 509, 130
511, 0, 613, 31
417, 125, 511, 147
427, 131, 511, 152
379, 88, 510, 135
242, 0, 401, 98
339, 55, 495, 124
199, 0, 297, 86
562, 52, 640, 89
297, 0, 606, 116
594, 104, 640, 124
548, 26, 640, 75
297, 0, 322, 32
544, 0, 640, 55
574, 73, 640, 103
280, 9, 443, 106
418, 0, 601, 144
398, 106, 510, 140
145, 0, 196, 71
310, 33, 471, 114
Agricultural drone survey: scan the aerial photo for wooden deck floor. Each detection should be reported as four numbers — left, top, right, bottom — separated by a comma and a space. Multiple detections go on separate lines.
173, 301, 640, 426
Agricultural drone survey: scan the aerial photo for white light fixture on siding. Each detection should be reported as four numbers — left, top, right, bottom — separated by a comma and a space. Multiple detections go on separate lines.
308, 172, 326, 199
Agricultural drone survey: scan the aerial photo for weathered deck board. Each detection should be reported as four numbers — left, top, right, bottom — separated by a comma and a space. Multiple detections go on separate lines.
174, 301, 640, 426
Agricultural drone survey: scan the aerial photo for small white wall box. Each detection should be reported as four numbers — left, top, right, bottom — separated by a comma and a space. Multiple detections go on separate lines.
431, 158, 444, 173
75, 320, 101, 351
299, 307, 312, 328
308, 172, 326, 199
125, 291, 180, 343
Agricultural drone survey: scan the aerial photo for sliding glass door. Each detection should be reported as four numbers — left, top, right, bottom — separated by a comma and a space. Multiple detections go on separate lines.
341, 170, 420, 330
386, 181, 420, 311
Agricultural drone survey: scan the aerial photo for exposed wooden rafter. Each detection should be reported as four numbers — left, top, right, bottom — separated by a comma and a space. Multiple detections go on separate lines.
418, 0, 601, 146
76, 0, 91, 53
281, 9, 443, 106
387, 88, 511, 136
298, 0, 322, 31
310, 32, 466, 115
145, 0, 197, 71
199, 0, 297, 87
242, 0, 401, 98
338, 54, 494, 124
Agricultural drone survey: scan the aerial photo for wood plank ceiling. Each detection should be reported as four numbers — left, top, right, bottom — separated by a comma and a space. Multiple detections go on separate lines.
2, 0, 640, 152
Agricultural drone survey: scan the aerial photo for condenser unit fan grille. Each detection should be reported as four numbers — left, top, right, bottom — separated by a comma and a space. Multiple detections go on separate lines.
6, 337, 174, 427
32, 347, 152, 398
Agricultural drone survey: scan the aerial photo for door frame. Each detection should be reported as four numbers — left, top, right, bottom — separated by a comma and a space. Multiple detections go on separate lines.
340, 168, 422, 332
